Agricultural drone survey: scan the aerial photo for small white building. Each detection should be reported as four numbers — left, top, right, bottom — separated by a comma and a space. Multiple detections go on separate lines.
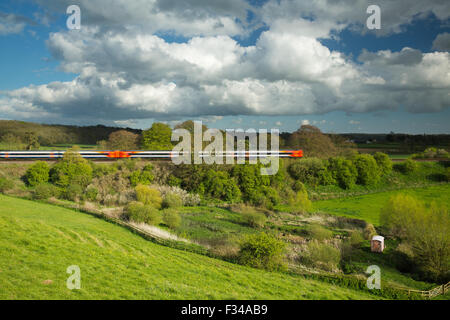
371, 235, 385, 253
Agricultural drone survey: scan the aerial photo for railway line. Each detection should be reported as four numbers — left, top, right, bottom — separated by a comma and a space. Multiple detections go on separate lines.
0, 149, 304, 161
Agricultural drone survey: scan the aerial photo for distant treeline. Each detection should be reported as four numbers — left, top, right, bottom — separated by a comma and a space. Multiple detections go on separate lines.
0, 120, 449, 153
0, 120, 141, 146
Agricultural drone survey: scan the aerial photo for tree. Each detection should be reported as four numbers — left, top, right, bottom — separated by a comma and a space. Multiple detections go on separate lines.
141, 123, 173, 150
24, 132, 39, 150
352, 154, 380, 186
328, 157, 357, 189
25, 161, 50, 186
49, 146, 93, 188
286, 125, 337, 158
374, 152, 392, 175
105, 130, 139, 150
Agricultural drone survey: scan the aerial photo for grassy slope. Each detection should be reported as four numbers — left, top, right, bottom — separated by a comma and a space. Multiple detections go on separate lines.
313, 184, 450, 226
0, 195, 377, 300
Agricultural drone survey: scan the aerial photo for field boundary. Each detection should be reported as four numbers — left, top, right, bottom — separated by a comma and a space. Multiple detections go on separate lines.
395, 282, 450, 299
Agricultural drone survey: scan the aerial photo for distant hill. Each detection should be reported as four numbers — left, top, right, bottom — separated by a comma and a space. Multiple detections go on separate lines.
0, 120, 141, 146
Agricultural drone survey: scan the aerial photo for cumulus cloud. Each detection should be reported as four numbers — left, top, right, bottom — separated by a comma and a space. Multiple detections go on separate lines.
433, 33, 450, 52
1, 0, 449, 124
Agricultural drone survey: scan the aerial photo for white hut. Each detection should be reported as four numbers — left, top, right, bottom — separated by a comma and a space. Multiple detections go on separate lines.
371, 235, 385, 253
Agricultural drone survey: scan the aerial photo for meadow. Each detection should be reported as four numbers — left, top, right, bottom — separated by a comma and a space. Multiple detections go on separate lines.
313, 184, 450, 225
0, 195, 378, 300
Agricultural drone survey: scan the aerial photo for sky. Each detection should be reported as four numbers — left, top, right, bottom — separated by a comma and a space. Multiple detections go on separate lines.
0, 0, 449, 134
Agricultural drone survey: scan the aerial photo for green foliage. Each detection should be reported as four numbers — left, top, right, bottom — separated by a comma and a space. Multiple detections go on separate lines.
238, 233, 287, 271
288, 188, 312, 212
301, 240, 341, 272
232, 164, 270, 204
327, 157, 357, 189
396, 159, 418, 175
25, 161, 50, 186
201, 169, 241, 202
50, 147, 93, 188
24, 132, 40, 150
92, 163, 117, 178
135, 185, 162, 209
62, 184, 84, 201
162, 193, 183, 209
124, 201, 162, 225
85, 185, 99, 201
363, 223, 376, 240
32, 183, 59, 200
141, 122, 173, 150
347, 231, 364, 248
162, 209, 181, 229
352, 154, 380, 186
288, 158, 334, 186
307, 224, 333, 240
104, 130, 139, 150
447, 167, 450, 182
241, 210, 267, 228
130, 164, 154, 186
373, 152, 393, 175
0, 176, 14, 193
381, 194, 450, 282
167, 175, 182, 187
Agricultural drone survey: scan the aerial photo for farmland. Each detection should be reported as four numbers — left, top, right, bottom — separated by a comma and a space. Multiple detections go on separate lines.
0, 195, 377, 300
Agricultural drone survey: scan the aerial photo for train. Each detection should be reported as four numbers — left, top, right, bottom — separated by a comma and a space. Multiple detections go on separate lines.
0, 150, 303, 160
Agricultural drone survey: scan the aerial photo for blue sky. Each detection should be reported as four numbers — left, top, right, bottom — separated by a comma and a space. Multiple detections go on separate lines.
0, 0, 449, 133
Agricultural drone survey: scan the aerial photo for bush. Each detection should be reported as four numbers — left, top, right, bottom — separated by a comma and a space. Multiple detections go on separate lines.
62, 184, 84, 201
129, 164, 154, 187
363, 223, 376, 240
447, 167, 450, 182
327, 157, 357, 189
92, 164, 116, 178
238, 233, 287, 271
124, 201, 162, 225
288, 158, 334, 186
162, 209, 181, 229
25, 161, 50, 186
33, 183, 59, 200
201, 169, 241, 202
396, 159, 418, 175
50, 147, 93, 188
85, 185, 99, 201
307, 224, 333, 240
242, 211, 267, 228
162, 193, 183, 209
0, 176, 14, 193
373, 152, 392, 175
347, 231, 364, 248
352, 154, 380, 186
288, 188, 312, 213
135, 185, 162, 209
301, 240, 341, 272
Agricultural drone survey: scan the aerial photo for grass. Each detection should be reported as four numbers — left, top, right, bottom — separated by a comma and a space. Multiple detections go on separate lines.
313, 184, 450, 226
0, 195, 379, 300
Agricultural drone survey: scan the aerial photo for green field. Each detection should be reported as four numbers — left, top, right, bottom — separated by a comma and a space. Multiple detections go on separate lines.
313, 184, 450, 226
0, 195, 379, 300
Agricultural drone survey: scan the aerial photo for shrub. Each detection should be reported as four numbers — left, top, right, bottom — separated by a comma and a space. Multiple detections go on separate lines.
447, 167, 450, 182
135, 185, 162, 209
288, 188, 312, 212
162, 193, 183, 209
238, 233, 287, 271
307, 224, 333, 240
129, 164, 154, 187
288, 158, 334, 186
154, 185, 200, 206
33, 183, 59, 200
167, 175, 181, 187
347, 231, 364, 248
62, 184, 84, 201
352, 154, 380, 186
373, 152, 393, 175
232, 164, 270, 202
363, 223, 376, 240
0, 176, 14, 193
50, 147, 93, 188
327, 157, 357, 189
396, 159, 418, 175
301, 240, 341, 272
85, 185, 99, 202
25, 161, 50, 186
92, 164, 116, 178
202, 169, 241, 202
242, 211, 267, 228
124, 201, 162, 225
162, 209, 181, 229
